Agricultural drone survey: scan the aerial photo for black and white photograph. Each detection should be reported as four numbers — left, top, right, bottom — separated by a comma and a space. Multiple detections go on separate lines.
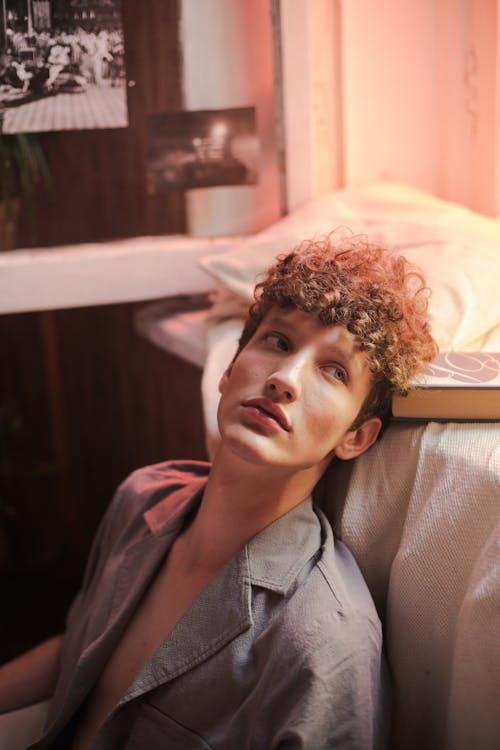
0, 0, 128, 133
146, 106, 259, 192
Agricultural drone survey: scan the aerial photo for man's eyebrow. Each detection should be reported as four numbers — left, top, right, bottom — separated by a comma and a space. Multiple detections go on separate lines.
322, 342, 353, 357
320, 337, 365, 372
261, 315, 296, 331
320, 345, 360, 373
264, 317, 359, 358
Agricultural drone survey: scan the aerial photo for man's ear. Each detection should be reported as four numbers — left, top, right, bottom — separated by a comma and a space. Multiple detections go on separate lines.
334, 417, 382, 461
218, 363, 233, 394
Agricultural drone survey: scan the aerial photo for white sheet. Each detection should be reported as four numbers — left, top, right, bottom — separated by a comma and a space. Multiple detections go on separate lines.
135, 302, 209, 369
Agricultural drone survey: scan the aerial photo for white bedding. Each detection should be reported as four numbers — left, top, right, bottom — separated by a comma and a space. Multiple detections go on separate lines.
200, 181, 500, 353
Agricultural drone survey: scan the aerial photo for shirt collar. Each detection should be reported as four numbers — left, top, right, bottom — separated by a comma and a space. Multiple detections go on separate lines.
142, 469, 207, 536
143, 469, 324, 596
246, 496, 324, 594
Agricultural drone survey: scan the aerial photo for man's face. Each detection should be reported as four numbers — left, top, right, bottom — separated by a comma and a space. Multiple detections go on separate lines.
217, 308, 381, 472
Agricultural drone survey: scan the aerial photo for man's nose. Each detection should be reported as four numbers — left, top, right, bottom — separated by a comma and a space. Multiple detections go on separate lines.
265, 360, 303, 402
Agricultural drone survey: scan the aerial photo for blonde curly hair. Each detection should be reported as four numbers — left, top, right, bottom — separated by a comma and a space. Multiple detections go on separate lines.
236, 233, 438, 428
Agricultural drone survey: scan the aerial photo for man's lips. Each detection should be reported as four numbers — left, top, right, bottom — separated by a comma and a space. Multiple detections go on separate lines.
242, 398, 291, 432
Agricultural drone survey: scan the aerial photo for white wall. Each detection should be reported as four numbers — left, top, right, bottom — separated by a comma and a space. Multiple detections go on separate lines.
341, 0, 439, 194
180, 0, 281, 235
280, 0, 342, 211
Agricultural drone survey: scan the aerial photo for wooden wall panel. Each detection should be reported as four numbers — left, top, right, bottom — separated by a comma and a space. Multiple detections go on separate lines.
54, 302, 207, 558
0, 311, 62, 571
1, 1, 211, 663
16, 0, 186, 248
0, 302, 207, 662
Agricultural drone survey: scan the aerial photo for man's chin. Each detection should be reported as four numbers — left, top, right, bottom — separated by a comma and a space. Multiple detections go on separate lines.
220, 438, 325, 476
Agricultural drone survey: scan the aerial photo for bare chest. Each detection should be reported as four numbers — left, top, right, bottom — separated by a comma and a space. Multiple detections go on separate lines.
72, 547, 216, 750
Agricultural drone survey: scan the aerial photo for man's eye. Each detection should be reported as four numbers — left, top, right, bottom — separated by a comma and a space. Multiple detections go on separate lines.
325, 365, 347, 383
265, 333, 289, 351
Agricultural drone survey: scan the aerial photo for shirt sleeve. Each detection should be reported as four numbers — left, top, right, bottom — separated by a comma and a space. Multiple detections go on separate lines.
63, 480, 125, 633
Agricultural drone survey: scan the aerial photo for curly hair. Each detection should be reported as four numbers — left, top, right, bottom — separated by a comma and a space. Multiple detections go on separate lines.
236, 232, 438, 428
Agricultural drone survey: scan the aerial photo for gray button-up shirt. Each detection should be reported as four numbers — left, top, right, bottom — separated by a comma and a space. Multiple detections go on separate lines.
33, 461, 387, 749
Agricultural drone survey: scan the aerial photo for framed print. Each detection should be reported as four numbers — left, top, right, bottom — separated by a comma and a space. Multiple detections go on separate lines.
0, 0, 128, 133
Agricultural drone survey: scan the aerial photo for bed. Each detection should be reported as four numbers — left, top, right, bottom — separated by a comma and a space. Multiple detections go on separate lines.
137, 181, 500, 750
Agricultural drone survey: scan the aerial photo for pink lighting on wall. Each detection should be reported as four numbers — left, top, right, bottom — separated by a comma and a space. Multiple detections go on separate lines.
281, 0, 500, 218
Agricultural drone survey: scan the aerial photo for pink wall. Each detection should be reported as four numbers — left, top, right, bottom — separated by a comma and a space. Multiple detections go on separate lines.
340, 0, 499, 216
279, 0, 499, 217
341, 0, 439, 195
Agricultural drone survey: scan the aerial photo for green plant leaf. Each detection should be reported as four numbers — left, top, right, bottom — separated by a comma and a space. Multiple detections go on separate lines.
0, 133, 51, 226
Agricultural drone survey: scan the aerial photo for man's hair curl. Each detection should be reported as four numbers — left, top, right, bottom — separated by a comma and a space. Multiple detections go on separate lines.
236, 232, 438, 428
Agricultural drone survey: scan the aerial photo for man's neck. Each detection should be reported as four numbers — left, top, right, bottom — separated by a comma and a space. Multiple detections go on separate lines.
176, 447, 327, 573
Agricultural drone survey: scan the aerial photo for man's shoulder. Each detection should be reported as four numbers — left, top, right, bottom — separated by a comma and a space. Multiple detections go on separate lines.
272, 509, 382, 654
283, 561, 380, 642
312, 508, 379, 620
253, 535, 383, 699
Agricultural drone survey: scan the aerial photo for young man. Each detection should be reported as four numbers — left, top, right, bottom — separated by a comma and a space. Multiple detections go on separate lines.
0, 235, 436, 749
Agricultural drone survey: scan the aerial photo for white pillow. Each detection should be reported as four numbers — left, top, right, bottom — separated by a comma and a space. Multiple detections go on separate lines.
396, 240, 500, 350
199, 183, 500, 350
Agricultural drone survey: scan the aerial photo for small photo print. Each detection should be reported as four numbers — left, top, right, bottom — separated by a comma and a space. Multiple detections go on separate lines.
146, 106, 259, 192
0, 0, 128, 133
